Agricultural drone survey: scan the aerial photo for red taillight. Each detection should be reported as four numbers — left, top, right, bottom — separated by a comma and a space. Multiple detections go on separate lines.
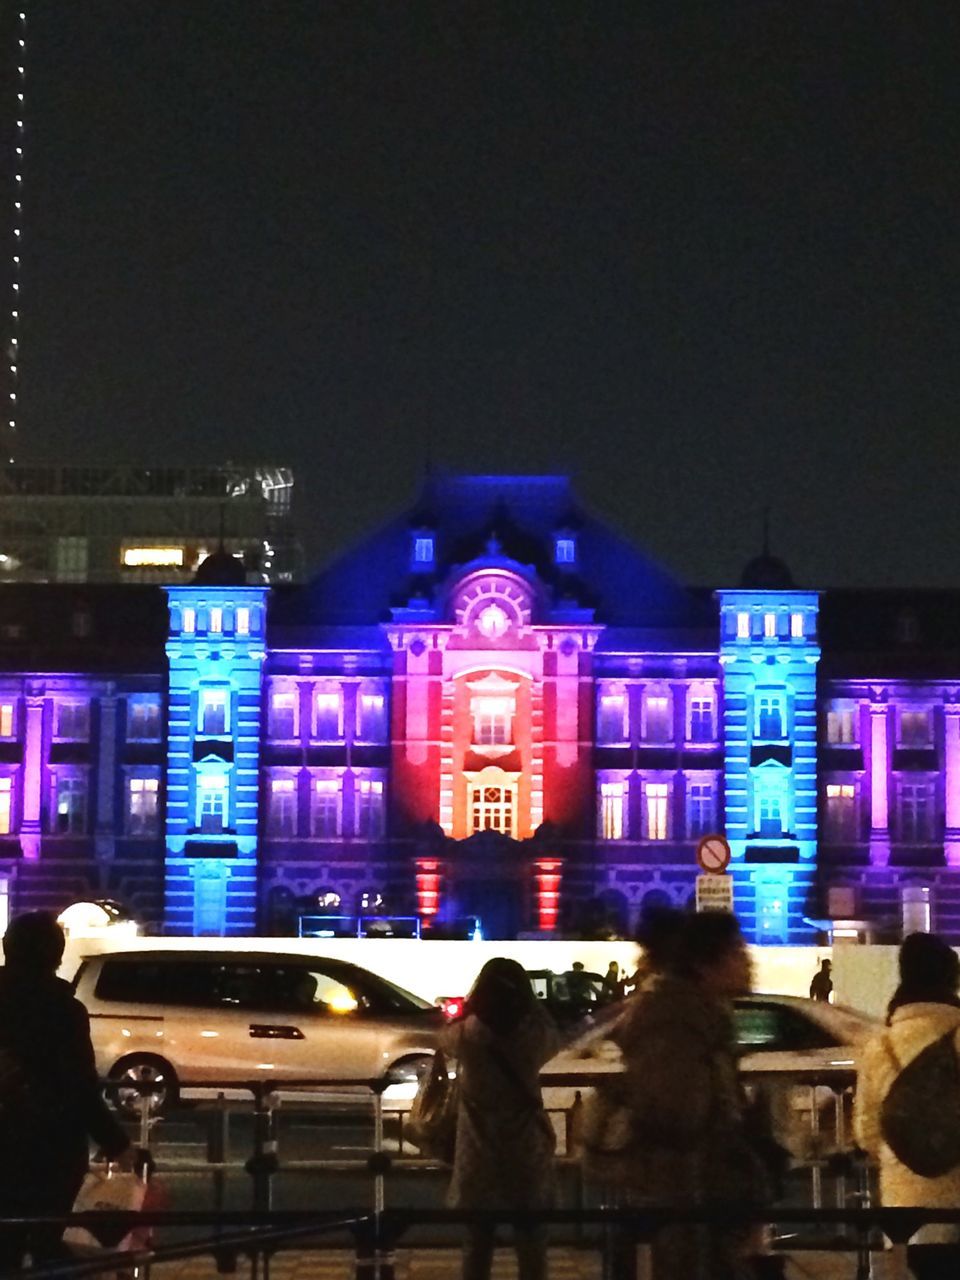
440, 996, 464, 1020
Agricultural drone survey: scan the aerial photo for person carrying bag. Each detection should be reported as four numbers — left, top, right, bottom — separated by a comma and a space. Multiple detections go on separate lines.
855, 932, 960, 1280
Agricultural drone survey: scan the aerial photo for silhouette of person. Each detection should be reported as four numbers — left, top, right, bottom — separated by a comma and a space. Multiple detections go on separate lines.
809, 959, 833, 1002
0, 912, 132, 1268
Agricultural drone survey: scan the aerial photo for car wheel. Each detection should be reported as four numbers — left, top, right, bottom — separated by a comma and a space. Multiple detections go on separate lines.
107, 1054, 179, 1119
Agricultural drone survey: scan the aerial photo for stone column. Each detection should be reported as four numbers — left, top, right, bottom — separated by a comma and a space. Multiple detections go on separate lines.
19, 692, 45, 861
95, 692, 117, 863
869, 700, 890, 867
943, 702, 960, 867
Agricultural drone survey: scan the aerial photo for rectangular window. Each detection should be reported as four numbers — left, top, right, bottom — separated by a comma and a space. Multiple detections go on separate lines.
597, 692, 628, 744
355, 777, 385, 838
757, 788, 783, 838
644, 782, 669, 840
55, 699, 89, 741
235, 607, 250, 636
598, 781, 625, 840
311, 778, 341, 837
0, 778, 12, 835
127, 697, 161, 742
413, 536, 434, 564
764, 613, 777, 639
208, 607, 223, 634
826, 702, 857, 746
127, 777, 160, 837
0, 703, 14, 739
687, 781, 715, 837
197, 774, 228, 833
122, 545, 184, 568
199, 688, 228, 736
53, 775, 87, 834
643, 694, 672, 744
269, 689, 298, 739
356, 691, 387, 742
181, 606, 196, 634
756, 882, 788, 944
688, 696, 715, 743
791, 613, 804, 639
555, 536, 576, 564
736, 612, 751, 639
470, 782, 515, 836
899, 781, 934, 843
755, 694, 785, 741
269, 777, 298, 837
472, 696, 514, 746
314, 690, 343, 740
825, 783, 857, 843
899, 709, 932, 747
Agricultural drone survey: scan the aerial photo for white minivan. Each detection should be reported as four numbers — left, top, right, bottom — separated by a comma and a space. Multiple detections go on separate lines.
73, 950, 442, 1114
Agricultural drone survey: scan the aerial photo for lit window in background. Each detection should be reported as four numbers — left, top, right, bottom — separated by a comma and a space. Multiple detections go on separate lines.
0, 704, 13, 738
236, 607, 250, 635
181, 607, 195, 634
0, 777, 11, 834
736, 612, 751, 639
122, 547, 185, 568
764, 613, 777, 638
208, 607, 223, 633
791, 612, 804, 638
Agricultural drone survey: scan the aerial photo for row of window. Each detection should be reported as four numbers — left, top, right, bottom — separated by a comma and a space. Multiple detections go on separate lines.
596, 685, 718, 745
827, 701, 935, 748
0, 774, 159, 837
265, 686, 387, 743
0, 696, 163, 744
174, 604, 258, 637
598, 779, 717, 841
732, 611, 808, 641
267, 774, 385, 839
824, 779, 942, 843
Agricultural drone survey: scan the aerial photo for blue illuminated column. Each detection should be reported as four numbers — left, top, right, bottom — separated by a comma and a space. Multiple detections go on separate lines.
718, 591, 820, 941
164, 587, 268, 935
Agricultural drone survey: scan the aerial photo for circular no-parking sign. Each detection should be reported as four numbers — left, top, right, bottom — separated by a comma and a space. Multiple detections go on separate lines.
696, 833, 731, 875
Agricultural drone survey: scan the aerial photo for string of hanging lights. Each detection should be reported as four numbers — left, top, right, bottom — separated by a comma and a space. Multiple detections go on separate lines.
7, 7, 26, 464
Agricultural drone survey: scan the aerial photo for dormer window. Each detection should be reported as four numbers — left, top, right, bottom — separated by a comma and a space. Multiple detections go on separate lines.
555, 535, 576, 565
412, 534, 434, 566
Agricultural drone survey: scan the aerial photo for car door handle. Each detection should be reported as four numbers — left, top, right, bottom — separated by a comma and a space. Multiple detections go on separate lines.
249, 1024, 305, 1040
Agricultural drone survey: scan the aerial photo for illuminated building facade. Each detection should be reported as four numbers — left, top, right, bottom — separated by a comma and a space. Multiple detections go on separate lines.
0, 474, 959, 943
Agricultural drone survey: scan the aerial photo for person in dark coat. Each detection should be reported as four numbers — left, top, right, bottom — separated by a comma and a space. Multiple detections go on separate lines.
0, 911, 132, 1268
809, 958, 833, 1002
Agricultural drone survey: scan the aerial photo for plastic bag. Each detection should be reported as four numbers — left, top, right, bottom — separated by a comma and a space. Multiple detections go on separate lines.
406, 1048, 458, 1162
64, 1166, 148, 1253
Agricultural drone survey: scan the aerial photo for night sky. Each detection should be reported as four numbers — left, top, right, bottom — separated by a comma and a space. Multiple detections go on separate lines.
10, 3, 960, 586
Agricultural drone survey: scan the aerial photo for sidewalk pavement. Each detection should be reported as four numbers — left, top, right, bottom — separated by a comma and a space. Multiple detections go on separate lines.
151, 1245, 893, 1278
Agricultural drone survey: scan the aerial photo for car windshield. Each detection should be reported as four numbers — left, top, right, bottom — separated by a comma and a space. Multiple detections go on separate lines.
333, 964, 434, 1014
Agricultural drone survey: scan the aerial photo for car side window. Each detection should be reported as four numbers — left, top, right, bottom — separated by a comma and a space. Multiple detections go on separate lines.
734, 1003, 837, 1052
95, 959, 215, 1007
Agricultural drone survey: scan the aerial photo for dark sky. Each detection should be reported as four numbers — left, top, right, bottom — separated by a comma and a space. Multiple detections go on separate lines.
9, 2, 960, 586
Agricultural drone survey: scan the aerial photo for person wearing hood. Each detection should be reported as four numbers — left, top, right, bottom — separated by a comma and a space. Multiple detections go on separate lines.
603, 910, 776, 1279
855, 931, 960, 1279
0, 911, 132, 1268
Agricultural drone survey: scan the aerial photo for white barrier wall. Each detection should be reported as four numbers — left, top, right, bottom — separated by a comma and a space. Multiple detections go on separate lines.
59, 933, 833, 1004
831, 945, 902, 1019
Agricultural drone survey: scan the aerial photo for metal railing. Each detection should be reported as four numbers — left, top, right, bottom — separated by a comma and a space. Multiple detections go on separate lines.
0, 1066, 876, 1278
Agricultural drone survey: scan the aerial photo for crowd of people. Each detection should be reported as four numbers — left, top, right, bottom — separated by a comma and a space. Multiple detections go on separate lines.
2, 907, 960, 1278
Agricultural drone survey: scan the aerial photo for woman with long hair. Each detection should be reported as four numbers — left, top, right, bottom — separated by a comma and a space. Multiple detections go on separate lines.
855, 932, 960, 1279
443, 957, 559, 1280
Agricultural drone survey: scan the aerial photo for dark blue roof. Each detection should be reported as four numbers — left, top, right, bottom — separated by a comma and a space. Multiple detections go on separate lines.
277, 474, 712, 629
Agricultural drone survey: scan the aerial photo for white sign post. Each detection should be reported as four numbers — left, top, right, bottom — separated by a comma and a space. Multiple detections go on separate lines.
695, 833, 734, 913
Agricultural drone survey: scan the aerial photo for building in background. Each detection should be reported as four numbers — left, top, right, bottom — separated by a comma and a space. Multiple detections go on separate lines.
0, 472, 956, 944
0, 464, 301, 584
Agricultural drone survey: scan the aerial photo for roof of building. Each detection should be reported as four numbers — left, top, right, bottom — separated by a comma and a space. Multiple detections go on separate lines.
278, 474, 713, 630
0, 585, 167, 673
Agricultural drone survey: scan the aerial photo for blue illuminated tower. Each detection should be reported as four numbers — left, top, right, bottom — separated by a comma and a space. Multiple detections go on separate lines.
164, 554, 268, 935
718, 563, 820, 943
